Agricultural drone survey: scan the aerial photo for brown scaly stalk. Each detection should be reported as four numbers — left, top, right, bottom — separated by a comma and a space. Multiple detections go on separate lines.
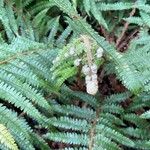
76, 64, 84, 90
88, 108, 100, 150
116, 7, 136, 48
81, 35, 93, 67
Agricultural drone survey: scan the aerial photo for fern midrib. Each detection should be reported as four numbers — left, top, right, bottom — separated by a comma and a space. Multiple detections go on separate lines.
88, 108, 100, 150
0, 48, 49, 65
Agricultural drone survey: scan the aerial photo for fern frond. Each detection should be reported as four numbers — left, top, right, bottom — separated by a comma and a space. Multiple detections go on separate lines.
96, 2, 150, 13
30, 133, 50, 150
0, 124, 18, 150
104, 92, 131, 104
49, 0, 77, 16
96, 124, 135, 147
94, 135, 121, 150
0, 81, 49, 127
50, 117, 89, 132
100, 113, 125, 126
123, 114, 150, 128
0, 104, 34, 149
30, 1, 53, 15
5, 1, 18, 36
134, 140, 150, 150
55, 67, 77, 87
61, 85, 98, 107
97, 2, 134, 11
122, 127, 150, 140
51, 104, 96, 120
83, 0, 90, 15
44, 132, 87, 146
140, 110, 150, 119
33, 8, 49, 28
102, 104, 124, 114
47, 17, 60, 46
140, 11, 150, 27
83, 0, 108, 29
0, 0, 149, 149
124, 17, 144, 26
66, 16, 142, 93
0, 6, 15, 40
0, 70, 52, 111
56, 25, 72, 47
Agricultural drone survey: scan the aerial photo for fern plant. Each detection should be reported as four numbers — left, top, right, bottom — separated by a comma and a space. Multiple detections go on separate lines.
0, 0, 150, 150
44, 85, 150, 149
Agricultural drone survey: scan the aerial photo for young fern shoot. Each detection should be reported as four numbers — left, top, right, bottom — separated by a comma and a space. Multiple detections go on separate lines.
52, 35, 104, 95
82, 35, 99, 95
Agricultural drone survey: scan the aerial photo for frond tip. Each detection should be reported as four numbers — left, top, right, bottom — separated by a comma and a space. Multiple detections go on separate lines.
0, 124, 19, 150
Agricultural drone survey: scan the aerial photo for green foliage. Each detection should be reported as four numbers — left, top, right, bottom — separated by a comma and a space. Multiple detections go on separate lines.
44, 86, 145, 149
0, 0, 150, 150
0, 124, 18, 150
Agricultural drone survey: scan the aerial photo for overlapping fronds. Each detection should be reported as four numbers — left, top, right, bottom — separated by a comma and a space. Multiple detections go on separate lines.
0, 0, 150, 149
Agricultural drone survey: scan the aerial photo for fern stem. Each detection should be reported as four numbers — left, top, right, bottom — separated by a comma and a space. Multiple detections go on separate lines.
81, 35, 93, 73
88, 108, 100, 150
116, 7, 136, 48
0, 48, 45, 65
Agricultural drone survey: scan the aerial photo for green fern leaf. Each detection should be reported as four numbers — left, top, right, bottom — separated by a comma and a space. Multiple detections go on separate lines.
83, 0, 91, 15
44, 132, 87, 146
0, 124, 18, 150
90, 0, 108, 29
